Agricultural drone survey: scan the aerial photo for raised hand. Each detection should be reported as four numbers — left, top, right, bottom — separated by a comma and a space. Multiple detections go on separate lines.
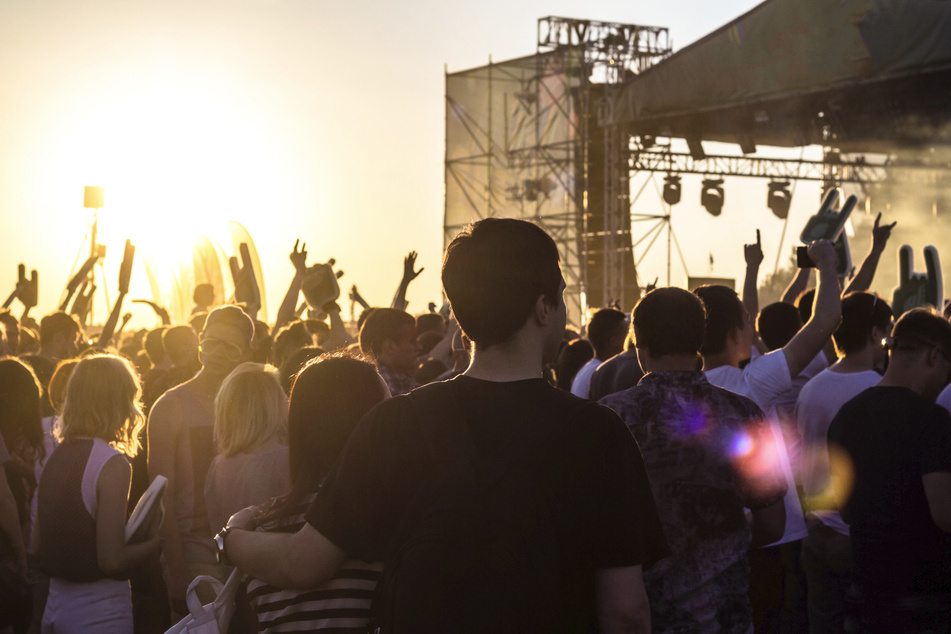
744, 229, 764, 268
870, 212, 896, 254
131, 299, 171, 325
892, 245, 944, 314
229, 243, 261, 316
118, 240, 135, 295
289, 239, 308, 272
402, 251, 424, 283
60, 254, 100, 311
70, 280, 96, 324
349, 284, 369, 310
301, 258, 344, 311
806, 239, 837, 272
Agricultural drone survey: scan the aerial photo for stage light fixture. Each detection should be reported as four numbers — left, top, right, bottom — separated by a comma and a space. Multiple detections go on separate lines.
663, 175, 682, 206
767, 181, 792, 219
700, 178, 724, 216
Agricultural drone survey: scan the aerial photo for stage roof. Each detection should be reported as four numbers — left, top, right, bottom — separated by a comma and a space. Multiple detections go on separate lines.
609, 0, 951, 153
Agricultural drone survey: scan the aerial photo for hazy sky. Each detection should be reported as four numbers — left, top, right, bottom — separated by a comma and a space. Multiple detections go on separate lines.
1, 0, 870, 329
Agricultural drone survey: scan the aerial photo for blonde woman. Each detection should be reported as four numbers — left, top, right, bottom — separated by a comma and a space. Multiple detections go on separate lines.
36, 354, 161, 634
204, 362, 289, 535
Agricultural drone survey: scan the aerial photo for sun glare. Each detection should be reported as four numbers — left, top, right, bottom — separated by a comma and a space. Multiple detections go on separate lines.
35, 60, 297, 324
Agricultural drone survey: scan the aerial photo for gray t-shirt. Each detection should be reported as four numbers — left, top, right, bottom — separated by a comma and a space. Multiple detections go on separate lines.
204, 446, 290, 534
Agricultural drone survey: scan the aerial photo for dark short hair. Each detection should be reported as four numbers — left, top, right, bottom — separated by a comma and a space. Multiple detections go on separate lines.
554, 338, 593, 391
694, 285, 745, 357
796, 289, 816, 324
416, 313, 446, 336
757, 302, 803, 351
586, 308, 628, 356
890, 308, 951, 360
359, 308, 415, 358
193, 283, 215, 306
203, 305, 254, 347
39, 311, 82, 347
442, 218, 561, 348
633, 287, 705, 358
834, 292, 894, 356
144, 327, 169, 365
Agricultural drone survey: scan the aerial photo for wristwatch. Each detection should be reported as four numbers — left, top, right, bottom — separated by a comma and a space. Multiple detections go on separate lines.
214, 526, 235, 566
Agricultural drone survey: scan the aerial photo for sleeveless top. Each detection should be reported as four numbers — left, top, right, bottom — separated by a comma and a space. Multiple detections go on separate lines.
38, 438, 123, 581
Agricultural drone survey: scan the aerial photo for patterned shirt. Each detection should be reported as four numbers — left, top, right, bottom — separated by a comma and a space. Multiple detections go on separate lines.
601, 371, 787, 633
377, 362, 419, 397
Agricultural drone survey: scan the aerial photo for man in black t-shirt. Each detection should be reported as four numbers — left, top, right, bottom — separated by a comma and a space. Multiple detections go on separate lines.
828, 309, 951, 630
222, 218, 668, 633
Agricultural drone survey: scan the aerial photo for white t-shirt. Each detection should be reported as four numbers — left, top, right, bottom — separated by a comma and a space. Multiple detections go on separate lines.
570, 358, 602, 399
796, 368, 881, 535
705, 349, 807, 545
705, 348, 793, 408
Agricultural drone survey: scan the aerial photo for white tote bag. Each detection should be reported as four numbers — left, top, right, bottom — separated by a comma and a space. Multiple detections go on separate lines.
165, 569, 241, 634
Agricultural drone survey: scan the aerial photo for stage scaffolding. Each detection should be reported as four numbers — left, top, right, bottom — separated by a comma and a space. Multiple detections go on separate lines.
444, 17, 672, 326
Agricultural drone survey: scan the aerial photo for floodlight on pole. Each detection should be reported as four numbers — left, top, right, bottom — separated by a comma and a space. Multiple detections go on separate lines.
700, 178, 725, 216
663, 174, 682, 206
767, 181, 792, 219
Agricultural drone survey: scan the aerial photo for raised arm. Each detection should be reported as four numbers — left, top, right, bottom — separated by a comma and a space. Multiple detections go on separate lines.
275, 239, 308, 331
781, 240, 842, 377
843, 212, 896, 295
743, 230, 764, 321
229, 243, 261, 321
97, 240, 135, 349
391, 251, 423, 311
781, 267, 812, 305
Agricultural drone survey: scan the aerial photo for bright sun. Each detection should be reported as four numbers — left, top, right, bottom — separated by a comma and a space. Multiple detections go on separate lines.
41, 61, 293, 324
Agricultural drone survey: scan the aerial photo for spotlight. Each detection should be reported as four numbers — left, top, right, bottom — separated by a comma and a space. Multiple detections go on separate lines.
767, 181, 792, 219
701, 178, 725, 216
663, 175, 682, 206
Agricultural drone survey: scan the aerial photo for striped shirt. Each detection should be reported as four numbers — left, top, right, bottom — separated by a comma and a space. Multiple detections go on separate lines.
239, 495, 383, 633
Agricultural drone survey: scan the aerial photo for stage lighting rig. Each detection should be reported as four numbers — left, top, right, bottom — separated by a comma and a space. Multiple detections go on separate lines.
767, 181, 792, 219
700, 178, 725, 216
663, 174, 682, 206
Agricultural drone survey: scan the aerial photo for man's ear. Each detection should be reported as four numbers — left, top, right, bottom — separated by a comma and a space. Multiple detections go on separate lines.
534, 294, 552, 325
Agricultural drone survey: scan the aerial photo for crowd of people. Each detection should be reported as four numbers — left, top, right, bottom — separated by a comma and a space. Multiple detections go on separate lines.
0, 211, 949, 634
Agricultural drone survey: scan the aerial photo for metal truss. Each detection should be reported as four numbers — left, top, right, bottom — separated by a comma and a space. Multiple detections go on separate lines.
629, 148, 951, 186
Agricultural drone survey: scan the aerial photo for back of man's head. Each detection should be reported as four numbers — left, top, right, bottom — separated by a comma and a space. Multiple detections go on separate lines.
633, 287, 705, 358
194, 283, 215, 307
416, 312, 446, 337
442, 218, 561, 348
163, 325, 198, 366
694, 285, 745, 357
889, 308, 951, 362
144, 326, 169, 365
39, 311, 82, 348
359, 308, 415, 358
834, 292, 893, 357
757, 302, 803, 351
585, 308, 628, 358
